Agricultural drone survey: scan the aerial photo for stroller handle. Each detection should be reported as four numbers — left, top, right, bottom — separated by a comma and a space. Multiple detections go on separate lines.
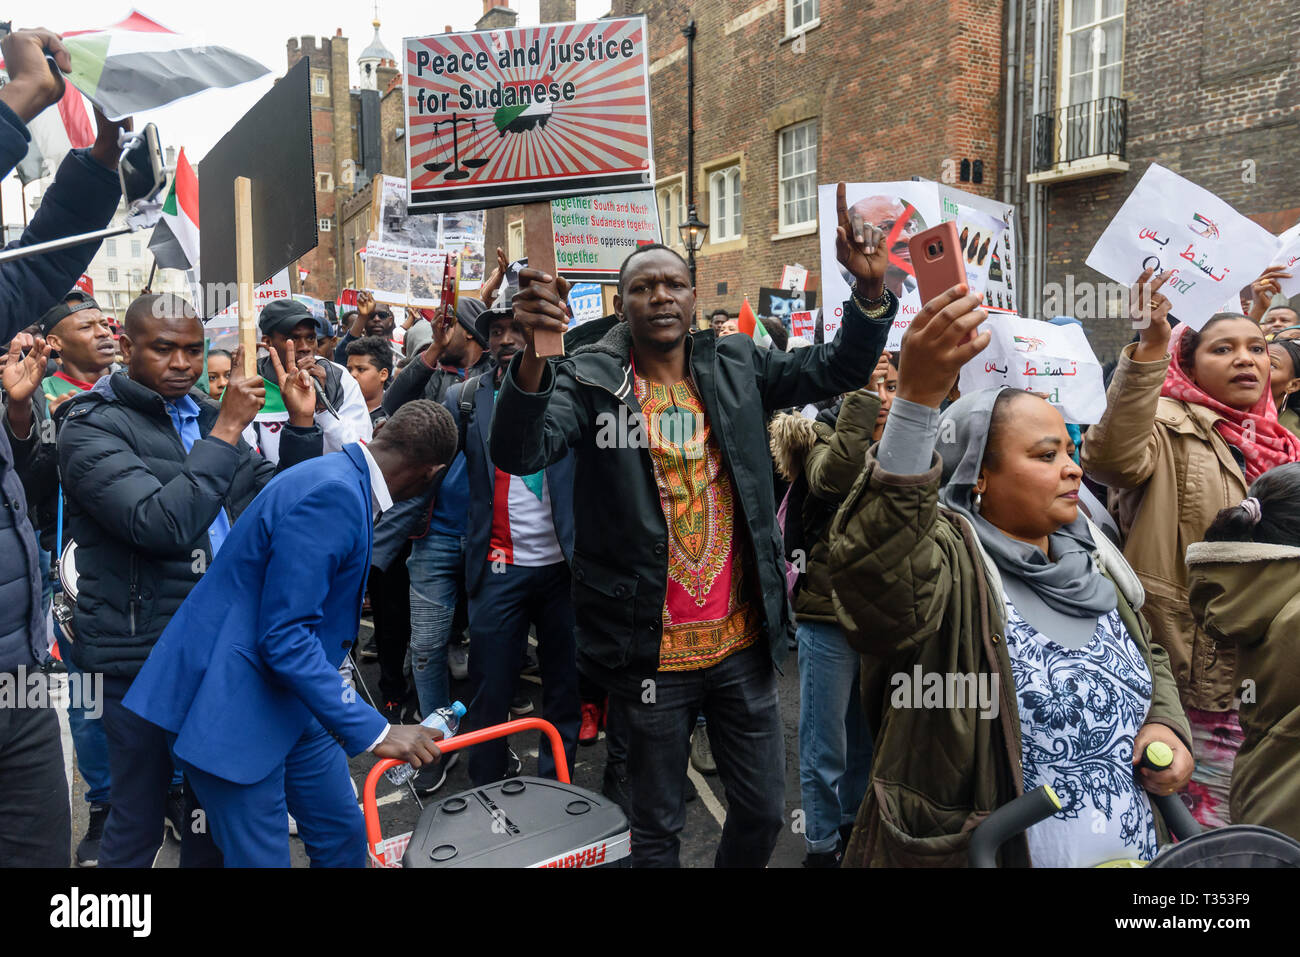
363, 716, 570, 864
1137, 741, 1202, 842
968, 784, 1062, 868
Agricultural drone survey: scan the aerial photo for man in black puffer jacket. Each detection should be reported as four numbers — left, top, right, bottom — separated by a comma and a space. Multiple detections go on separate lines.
58, 293, 320, 868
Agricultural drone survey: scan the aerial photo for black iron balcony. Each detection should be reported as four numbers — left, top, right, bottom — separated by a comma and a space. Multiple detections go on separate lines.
1032, 96, 1127, 172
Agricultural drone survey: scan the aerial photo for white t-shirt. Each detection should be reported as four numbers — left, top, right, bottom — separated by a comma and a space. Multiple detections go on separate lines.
243, 359, 373, 465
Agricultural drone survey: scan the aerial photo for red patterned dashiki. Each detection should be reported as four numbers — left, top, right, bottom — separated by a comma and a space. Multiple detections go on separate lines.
634, 373, 759, 672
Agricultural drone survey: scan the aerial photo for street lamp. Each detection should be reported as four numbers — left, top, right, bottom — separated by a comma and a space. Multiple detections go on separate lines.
678, 205, 709, 284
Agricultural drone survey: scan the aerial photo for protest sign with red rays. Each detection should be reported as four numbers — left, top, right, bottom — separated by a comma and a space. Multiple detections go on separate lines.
404, 17, 654, 214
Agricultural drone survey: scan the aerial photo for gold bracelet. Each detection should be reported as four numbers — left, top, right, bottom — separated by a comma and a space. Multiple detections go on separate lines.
853, 287, 894, 319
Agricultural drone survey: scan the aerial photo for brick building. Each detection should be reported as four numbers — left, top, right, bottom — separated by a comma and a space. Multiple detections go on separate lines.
1023, 0, 1300, 358
286, 20, 406, 302
585, 0, 1007, 322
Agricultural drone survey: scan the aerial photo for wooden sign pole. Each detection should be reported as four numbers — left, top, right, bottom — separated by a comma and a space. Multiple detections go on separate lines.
522, 201, 564, 357
234, 176, 257, 377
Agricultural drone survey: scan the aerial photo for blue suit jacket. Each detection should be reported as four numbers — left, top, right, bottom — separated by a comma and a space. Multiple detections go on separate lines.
445, 372, 574, 597
124, 444, 388, 785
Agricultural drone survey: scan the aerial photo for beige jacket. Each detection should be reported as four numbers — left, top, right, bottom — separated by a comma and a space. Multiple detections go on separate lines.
1080, 343, 1247, 712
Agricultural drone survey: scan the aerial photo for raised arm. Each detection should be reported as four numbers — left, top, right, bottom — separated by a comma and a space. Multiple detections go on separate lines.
1080, 268, 1175, 489
745, 181, 897, 412
831, 283, 991, 657
490, 353, 592, 476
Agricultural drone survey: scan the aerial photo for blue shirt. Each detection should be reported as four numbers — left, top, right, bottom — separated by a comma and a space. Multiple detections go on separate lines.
427, 452, 468, 536
164, 394, 232, 556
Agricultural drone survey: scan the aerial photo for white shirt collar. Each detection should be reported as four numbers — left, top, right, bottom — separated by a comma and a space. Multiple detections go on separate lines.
358, 443, 393, 517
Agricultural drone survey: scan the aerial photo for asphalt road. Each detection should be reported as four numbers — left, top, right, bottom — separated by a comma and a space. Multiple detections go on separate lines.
65, 622, 812, 869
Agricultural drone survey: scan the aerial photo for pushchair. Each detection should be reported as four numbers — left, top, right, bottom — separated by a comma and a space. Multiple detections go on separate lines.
968, 741, 1300, 867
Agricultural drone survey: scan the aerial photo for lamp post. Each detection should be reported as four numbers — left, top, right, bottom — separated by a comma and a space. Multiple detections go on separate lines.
678, 207, 709, 282
680, 19, 708, 312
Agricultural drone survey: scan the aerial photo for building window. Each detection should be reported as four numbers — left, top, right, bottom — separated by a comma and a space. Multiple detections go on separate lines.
1063, 0, 1124, 107
318, 218, 332, 232
787, 0, 819, 34
708, 166, 742, 243
107, 268, 118, 283
1057, 0, 1125, 162
130, 239, 142, 258
656, 178, 684, 249
778, 120, 818, 231
131, 269, 144, 286
317, 172, 334, 192
508, 219, 525, 262
313, 73, 327, 97
105, 239, 117, 257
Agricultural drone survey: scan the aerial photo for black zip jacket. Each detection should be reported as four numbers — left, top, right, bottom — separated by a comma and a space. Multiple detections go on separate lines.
57, 372, 322, 676
489, 295, 893, 681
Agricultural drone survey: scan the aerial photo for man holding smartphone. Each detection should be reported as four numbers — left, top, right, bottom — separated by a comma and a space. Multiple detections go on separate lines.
489, 184, 896, 867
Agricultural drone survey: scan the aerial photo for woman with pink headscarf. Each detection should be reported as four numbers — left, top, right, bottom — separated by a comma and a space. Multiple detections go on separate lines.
1081, 267, 1300, 828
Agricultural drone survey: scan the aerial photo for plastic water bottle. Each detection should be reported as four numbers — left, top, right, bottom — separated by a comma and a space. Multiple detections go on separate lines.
384, 701, 466, 787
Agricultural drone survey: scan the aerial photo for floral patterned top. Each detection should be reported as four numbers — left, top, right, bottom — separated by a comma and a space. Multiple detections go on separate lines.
634, 373, 759, 672
1005, 601, 1158, 867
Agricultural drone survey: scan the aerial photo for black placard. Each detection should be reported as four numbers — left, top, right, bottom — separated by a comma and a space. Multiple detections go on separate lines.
199, 58, 317, 317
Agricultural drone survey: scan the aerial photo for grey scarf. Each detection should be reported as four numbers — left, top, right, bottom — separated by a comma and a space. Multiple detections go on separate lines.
937, 388, 1117, 649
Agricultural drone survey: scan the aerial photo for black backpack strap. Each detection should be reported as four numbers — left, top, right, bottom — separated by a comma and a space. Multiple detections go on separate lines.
457, 374, 480, 455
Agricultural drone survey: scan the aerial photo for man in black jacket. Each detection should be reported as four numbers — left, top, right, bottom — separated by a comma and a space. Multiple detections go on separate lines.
0, 26, 130, 868
59, 293, 319, 867
492, 186, 894, 866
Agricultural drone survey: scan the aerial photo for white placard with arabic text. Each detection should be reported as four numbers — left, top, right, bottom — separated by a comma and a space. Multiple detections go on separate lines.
1085, 164, 1280, 330
957, 314, 1107, 424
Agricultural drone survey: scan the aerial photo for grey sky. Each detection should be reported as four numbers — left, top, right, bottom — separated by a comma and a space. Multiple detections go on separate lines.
5, 1, 609, 222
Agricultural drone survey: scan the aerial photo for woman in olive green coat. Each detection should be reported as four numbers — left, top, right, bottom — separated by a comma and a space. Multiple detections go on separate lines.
829, 286, 1192, 867
1187, 464, 1300, 840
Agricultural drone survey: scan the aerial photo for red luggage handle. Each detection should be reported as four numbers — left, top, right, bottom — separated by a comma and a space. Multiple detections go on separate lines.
363, 716, 570, 864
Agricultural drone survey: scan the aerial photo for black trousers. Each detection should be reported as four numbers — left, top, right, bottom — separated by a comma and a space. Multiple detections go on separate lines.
369, 541, 412, 705
99, 674, 222, 868
0, 678, 70, 867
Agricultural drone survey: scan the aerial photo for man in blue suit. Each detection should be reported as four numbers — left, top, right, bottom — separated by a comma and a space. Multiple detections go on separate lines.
124, 400, 459, 867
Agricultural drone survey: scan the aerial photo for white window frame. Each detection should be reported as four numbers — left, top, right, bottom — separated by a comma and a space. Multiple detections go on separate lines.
656, 174, 685, 250
507, 219, 525, 261
786, 0, 820, 36
1057, 0, 1125, 162
707, 165, 742, 244
317, 172, 334, 192
1059, 0, 1124, 109
318, 218, 332, 232
313, 73, 328, 97
130, 239, 142, 259
778, 120, 818, 233
107, 267, 118, 283
105, 238, 117, 257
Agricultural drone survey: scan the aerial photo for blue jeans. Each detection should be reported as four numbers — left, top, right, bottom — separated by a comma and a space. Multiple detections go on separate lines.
613, 640, 786, 867
796, 619, 873, 853
407, 532, 465, 718
55, 630, 112, 807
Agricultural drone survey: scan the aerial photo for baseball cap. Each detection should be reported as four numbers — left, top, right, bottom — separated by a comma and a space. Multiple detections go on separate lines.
39, 291, 101, 336
258, 299, 318, 338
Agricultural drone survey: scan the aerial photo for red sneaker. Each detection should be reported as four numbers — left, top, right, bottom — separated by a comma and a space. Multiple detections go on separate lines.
579, 703, 601, 746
